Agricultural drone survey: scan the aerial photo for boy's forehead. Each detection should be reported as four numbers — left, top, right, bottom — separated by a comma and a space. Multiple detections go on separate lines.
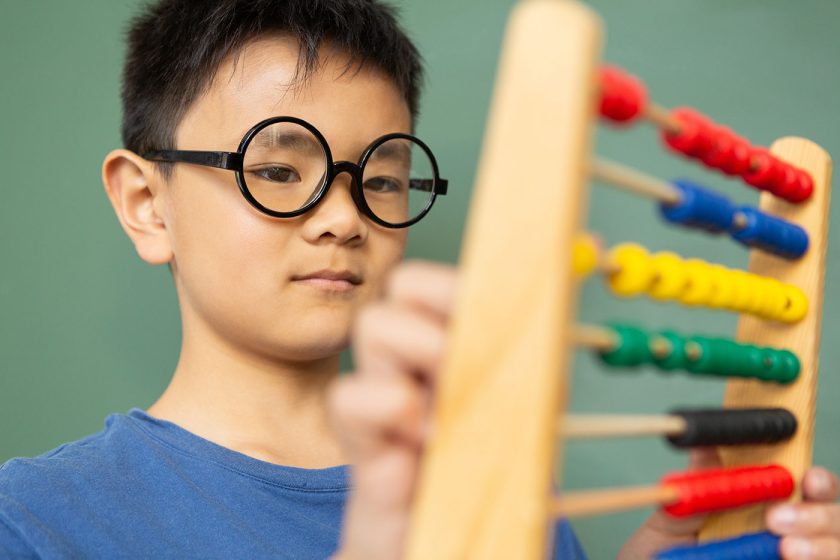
177, 35, 411, 151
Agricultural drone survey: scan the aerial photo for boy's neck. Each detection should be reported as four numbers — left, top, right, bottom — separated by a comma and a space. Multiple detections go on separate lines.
147, 312, 347, 470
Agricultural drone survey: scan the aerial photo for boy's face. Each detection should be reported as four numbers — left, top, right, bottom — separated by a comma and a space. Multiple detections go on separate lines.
157, 36, 411, 362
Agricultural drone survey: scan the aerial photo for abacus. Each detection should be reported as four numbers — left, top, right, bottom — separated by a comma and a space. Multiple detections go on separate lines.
404, 1, 832, 558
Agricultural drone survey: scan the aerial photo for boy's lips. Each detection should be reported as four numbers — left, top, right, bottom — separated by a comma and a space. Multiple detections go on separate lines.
291, 269, 363, 292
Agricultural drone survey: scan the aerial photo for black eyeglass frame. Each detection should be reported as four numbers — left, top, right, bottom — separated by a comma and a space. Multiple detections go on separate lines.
142, 116, 448, 228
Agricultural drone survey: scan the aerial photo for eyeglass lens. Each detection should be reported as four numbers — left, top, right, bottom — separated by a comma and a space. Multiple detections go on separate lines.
242, 121, 436, 225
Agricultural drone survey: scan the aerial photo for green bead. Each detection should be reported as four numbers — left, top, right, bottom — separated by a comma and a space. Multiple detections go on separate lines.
599, 324, 652, 367
728, 342, 765, 378
775, 349, 800, 383
651, 330, 687, 371
684, 336, 729, 375
684, 336, 762, 378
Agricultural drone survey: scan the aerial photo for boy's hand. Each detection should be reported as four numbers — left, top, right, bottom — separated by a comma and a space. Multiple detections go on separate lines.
619, 448, 840, 560
329, 261, 457, 560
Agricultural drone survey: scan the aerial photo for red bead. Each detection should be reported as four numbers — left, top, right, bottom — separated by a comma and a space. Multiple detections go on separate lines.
771, 165, 799, 200
742, 147, 783, 190
661, 465, 794, 517
787, 169, 814, 202
663, 108, 714, 157
700, 126, 736, 170
599, 66, 647, 124
721, 134, 753, 176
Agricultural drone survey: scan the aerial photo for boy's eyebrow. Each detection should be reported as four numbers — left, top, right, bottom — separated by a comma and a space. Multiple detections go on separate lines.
369, 140, 412, 165
251, 129, 324, 157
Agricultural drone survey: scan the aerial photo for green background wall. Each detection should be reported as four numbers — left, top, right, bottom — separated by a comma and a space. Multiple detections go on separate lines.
1, 1, 838, 557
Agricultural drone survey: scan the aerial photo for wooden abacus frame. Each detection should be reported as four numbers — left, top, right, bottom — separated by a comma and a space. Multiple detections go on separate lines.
403, 0, 832, 558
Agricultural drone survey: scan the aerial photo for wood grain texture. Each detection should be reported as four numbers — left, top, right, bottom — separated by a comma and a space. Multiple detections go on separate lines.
700, 137, 833, 540
403, 1, 601, 558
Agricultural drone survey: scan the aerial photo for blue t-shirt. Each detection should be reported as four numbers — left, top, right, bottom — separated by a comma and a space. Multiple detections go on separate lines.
0, 409, 587, 559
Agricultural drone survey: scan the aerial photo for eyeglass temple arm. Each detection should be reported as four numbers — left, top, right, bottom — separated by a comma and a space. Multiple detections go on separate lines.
142, 150, 244, 171
410, 178, 448, 195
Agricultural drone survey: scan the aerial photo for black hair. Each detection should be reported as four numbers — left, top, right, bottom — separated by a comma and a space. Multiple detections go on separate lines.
121, 0, 424, 176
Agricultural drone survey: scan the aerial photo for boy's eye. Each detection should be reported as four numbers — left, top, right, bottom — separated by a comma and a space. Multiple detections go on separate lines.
363, 176, 404, 194
251, 166, 301, 183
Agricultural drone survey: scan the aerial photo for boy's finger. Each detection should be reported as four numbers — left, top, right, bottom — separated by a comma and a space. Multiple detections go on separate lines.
353, 303, 446, 383
767, 503, 840, 537
802, 466, 840, 503
780, 535, 840, 559
387, 260, 458, 324
328, 375, 427, 454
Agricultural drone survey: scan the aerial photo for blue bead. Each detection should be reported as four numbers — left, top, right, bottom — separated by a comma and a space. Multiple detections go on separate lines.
660, 180, 736, 233
655, 531, 780, 560
730, 207, 809, 259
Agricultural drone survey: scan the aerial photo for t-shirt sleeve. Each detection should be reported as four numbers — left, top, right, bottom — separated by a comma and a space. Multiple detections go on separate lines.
552, 518, 588, 560
0, 515, 37, 559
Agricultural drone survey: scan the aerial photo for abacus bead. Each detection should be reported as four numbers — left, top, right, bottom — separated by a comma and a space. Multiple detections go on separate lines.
655, 531, 781, 560
599, 66, 647, 123
730, 207, 809, 260
651, 330, 687, 370
599, 324, 652, 367
778, 285, 808, 323
660, 180, 736, 233
720, 135, 753, 176
663, 108, 713, 157
683, 337, 719, 374
679, 260, 715, 305
777, 350, 801, 382
662, 465, 794, 517
759, 279, 789, 320
788, 168, 815, 202
649, 252, 687, 301
747, 277, 774, 317
742, 148, 783, 190
606, 243, 654, 296
572, 234, 599, 277
700, 126, 735, 169
759, 348, 798, 383
706, 265, 734, 308
725, 342, 764, 378
745, 277, 774, 316
771, 165, 799, 200
727, 270, 754, 312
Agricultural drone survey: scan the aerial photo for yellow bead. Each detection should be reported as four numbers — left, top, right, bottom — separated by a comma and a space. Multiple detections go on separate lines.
744, 276, 771, 316
572, 234, 599, 278
756, 278, 787, 319
728, 270, 755, 313
606, 243, 653, 297
778, 285, 809, 323
706, 264, 735, 308
648, 252, 687, 301
679, 259, 715, 306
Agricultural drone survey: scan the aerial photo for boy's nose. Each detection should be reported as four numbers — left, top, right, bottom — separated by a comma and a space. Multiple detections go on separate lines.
301, 165, 368, 246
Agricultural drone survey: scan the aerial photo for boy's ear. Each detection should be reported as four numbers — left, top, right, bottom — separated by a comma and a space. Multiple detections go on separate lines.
102, 149, 174, 266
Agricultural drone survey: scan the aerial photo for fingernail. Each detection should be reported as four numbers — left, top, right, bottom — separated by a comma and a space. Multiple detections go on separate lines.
770, 506, 798, 529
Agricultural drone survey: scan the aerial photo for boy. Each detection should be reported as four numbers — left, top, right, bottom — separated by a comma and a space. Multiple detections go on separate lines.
0, 1, 837, 558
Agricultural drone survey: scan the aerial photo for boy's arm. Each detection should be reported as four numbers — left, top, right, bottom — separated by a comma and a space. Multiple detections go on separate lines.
330, 261, 840, 560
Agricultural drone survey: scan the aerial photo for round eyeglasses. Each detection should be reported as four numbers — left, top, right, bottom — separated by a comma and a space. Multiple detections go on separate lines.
142, 116, 448, 228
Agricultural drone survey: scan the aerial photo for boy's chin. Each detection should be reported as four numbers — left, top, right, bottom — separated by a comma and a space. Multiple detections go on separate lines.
259, 327, 351, 364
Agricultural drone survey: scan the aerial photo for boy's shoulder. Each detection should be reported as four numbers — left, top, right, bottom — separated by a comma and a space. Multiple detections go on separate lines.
0, 412, 138, 501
